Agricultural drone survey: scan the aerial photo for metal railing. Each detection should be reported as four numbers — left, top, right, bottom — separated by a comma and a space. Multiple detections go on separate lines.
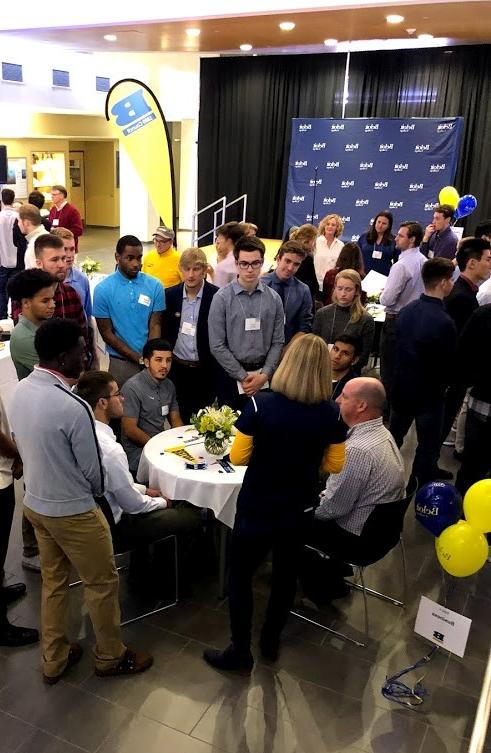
191, 193, 247, 246
468, 649, 491, 753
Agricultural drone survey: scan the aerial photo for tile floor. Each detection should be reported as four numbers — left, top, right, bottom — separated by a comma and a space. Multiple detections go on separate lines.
1, 227, 489, 753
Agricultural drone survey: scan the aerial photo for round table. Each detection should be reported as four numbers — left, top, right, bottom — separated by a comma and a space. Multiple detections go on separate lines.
137, 426, 246, 596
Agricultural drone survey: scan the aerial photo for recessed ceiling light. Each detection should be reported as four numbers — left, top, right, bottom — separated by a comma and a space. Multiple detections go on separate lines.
103, 34, 117, 42
324, 38, 338, 46
240, 43, 253, 51
386, 14, 404, 24
279, 21, 296, 31
185, 28, 201, 37
418, 33, 434, 41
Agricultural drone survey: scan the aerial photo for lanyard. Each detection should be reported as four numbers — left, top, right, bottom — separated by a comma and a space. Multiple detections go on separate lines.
329, 304, 351, 343
237, 290, 263, 322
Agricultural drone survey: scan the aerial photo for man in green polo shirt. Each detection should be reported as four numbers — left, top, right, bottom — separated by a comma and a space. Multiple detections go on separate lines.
8, 269, 56, 380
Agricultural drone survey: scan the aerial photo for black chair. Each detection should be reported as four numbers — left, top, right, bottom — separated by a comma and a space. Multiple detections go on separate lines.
69, 497, 179, 627
291, 477, 418, 647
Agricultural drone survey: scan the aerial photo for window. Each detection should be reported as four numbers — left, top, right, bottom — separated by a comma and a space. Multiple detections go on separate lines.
1, 62, 23, 83
52, 69, 70, 88
96, 76, 110, 92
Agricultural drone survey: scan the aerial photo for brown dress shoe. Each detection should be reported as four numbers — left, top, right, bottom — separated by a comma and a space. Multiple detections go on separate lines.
95, 648, 153, 678
43, 643, 84, 685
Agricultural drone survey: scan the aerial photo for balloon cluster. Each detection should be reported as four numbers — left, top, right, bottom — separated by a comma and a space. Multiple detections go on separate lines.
438, 186, 478, 221
415, 480, 490, 578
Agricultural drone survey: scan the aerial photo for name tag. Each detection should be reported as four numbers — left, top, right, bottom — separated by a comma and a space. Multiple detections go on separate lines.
428, 250, 435, 259
138, 294, 151, 306
181, 321, 196, 336
161, 405, 169, 416
51, 218, 60, 227
245, 317, 261, 331
372, 250, 383, 260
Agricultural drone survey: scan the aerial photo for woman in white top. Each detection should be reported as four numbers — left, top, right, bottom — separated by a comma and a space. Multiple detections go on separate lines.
314, 214, 345, 291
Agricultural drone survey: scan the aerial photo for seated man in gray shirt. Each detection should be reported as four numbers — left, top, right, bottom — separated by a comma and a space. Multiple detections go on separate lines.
300, 377, 405, 605
208, 235, 285, 409
122, 338, 183, 475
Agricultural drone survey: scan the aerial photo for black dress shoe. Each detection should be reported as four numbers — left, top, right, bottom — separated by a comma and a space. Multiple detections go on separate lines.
1, 583, 27, 605
203, 644, 254, 673
0, 622, 39, 647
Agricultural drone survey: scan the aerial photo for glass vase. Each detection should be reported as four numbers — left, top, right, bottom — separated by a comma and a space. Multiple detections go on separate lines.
204, 434, 228, 458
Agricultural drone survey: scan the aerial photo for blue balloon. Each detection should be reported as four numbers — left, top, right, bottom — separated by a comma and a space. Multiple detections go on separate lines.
454, 194, 478, 220
415, 482, 462, 537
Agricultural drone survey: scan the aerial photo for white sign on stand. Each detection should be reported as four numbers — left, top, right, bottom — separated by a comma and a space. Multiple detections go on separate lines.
414, 595, 472, 658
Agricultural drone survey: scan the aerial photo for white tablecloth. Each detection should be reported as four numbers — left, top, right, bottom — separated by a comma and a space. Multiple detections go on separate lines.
0, 342, 19, 415
137, 426, 245, 529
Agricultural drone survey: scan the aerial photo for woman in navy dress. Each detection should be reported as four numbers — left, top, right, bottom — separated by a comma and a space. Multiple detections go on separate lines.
203, 334, 347, 672
357, 211, 396, 277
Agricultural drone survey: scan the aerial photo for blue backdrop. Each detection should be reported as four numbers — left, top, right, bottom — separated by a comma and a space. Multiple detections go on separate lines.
284, 117, 463, 240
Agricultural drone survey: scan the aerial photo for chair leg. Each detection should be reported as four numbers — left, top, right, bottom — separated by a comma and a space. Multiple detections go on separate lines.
400, 536, 408, 607
121, 535, 179, 627
290, 608, 367, 648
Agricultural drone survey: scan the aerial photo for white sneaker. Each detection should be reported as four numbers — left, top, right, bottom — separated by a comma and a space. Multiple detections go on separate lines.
22, 555, 41, 572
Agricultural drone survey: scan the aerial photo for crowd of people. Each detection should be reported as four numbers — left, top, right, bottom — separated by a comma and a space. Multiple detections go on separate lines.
1, 188, 490, 677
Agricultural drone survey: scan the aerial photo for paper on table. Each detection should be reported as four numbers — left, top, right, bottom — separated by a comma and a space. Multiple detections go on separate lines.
361, 269, 388, 297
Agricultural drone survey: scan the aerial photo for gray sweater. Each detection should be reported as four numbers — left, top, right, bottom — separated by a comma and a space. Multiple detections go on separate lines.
313, 304, 375, 369
9, 368, 104, 516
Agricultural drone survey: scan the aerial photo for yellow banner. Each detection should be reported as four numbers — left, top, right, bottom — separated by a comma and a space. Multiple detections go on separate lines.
105, 79, 175, 230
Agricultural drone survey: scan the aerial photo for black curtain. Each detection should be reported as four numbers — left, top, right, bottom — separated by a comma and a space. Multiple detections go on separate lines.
198, 54, 347, 239
198, 45, 490, 238
346, 44, 491, 233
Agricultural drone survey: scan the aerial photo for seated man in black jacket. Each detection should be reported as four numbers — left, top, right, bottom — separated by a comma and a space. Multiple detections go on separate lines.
161, 248, 219, 423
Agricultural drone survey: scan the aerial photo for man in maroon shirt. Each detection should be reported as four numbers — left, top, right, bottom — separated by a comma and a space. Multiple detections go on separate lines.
49, 185, 83, 251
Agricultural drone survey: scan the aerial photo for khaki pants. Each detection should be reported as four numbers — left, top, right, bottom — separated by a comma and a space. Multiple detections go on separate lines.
24, 506, 126, 678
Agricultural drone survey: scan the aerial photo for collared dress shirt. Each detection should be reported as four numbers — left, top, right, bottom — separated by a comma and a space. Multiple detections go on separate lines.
93, 269, 165, 356
379, 247, 426, 315
173, 282, 203, 362
316, 416, 405, 535
66, 267, 92, 320
95, 420, 166, 524
420, 225, 458, 260
208, 279, 284, 381
262, 271, 313, 344
314, 237, 344, 290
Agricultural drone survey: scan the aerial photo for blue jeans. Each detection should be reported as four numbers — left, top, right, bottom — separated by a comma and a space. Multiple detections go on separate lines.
0, 266, 17, 319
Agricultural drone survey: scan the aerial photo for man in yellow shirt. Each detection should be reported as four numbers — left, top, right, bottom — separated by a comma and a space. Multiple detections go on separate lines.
142, 226, 182, 288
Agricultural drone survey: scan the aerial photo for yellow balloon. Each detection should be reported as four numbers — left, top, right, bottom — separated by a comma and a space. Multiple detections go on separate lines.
438, 186, 460, 209
435, 521, 488, 577
464, 479, 491, 533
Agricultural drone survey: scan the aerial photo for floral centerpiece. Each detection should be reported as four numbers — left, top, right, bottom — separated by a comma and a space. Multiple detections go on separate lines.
366, 293, 381, 304
80, 256, 102, 277
190, 404, 239, 458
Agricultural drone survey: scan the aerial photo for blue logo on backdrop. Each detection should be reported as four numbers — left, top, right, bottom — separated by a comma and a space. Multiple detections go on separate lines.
284, 117, 463, 237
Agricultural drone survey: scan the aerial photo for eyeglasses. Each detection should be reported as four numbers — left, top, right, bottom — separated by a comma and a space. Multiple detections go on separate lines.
154, 237, 172, 244
101, 390, 123, 400
238, 260, 262, 270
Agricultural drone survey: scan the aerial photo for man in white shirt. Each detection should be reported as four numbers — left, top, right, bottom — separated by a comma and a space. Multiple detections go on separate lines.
0, 188, 19, 318
76, 370, 201, 591
18, 204, 49, 269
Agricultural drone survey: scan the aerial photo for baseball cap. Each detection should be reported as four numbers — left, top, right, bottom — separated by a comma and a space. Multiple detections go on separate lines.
153, 226, 175, 241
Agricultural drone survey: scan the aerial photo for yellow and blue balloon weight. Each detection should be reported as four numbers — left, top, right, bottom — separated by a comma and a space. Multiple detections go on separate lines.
435, 520, 489, 578
463, 479, 491, 534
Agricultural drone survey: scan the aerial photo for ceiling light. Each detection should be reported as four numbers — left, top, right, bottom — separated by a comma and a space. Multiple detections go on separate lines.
418, 33, 434, 41
103, 34, 117, 42
386, 14, 404, 24
240, 43, 253, 51
185, 28, 201, 37
324, 38, 338, 46
279, 22, 296, 31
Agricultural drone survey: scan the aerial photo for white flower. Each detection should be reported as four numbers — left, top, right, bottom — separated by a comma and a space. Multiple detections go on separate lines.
216, 430, 224, 439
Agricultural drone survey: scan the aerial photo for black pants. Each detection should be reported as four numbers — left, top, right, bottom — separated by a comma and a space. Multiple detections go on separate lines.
379, 317, 398, 408
171, 360, 215, 424
300, 518, 364, 594
0, 483, 16, 627
441, 384, 468, 444
456, 408, 491, 496
228, 522, 303, 652
390, 401, 444, 484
